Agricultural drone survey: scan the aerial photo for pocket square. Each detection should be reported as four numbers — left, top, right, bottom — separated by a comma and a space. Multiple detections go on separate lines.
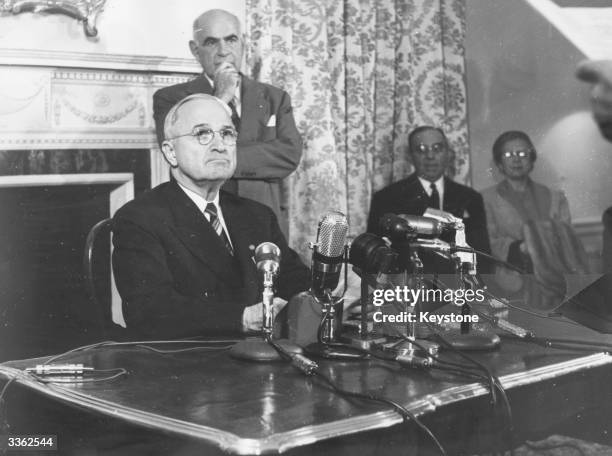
463, 209, 470, 218
266, 114, 276, 127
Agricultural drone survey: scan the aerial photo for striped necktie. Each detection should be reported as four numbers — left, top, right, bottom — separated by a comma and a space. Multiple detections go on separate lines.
205, 203, 234, 255
228, 98, 241, 132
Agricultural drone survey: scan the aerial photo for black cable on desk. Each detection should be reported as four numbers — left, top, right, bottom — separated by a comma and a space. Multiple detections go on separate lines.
472, 248, 563, 296
264, 335, 448, 456
428, 331, 515, 456
500, 334, 612, 353
313, 369, 447, 456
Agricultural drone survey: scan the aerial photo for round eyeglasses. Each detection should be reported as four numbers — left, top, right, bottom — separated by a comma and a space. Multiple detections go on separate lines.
414, 142, 447, 155
502, 150, 530, 159
167, 126, 238, 146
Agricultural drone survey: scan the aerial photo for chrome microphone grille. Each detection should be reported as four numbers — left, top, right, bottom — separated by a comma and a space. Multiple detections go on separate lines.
317, 211, 348, 257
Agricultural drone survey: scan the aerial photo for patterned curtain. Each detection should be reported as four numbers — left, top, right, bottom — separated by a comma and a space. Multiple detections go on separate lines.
245, 0, 468, 261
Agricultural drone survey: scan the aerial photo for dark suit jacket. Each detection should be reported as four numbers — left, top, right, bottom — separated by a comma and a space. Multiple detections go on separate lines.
367, 173, 492, 272
112, 181, 310, 340
153, 75, 302, 226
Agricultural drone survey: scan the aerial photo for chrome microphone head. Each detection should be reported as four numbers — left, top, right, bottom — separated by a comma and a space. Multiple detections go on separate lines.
316, 211, 348, 257
255, 242, 281, 275
397, 214, 446, 236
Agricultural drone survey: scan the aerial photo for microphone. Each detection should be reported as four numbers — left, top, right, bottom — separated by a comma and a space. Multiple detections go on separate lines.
349, 233, 398, 275
307, 212, 368, 359
410, 238, 452, 252
255, 242, 280, 276
230, 241, 303, 361
254, 242, 281, 337
397, 214, 452, 237
311, 211, 348, 300
379, 213, 417, 242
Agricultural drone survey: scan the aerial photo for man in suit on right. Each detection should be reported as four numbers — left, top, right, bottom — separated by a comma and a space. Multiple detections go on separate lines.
367, 125, 491, 272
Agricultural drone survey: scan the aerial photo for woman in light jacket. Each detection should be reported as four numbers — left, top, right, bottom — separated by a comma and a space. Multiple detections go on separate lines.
481, 130, 571, 295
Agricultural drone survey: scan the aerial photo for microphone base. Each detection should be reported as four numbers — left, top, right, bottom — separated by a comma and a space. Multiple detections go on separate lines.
377, 338, 440, 357
230, 337, 302, 362
304, 342, 368, 360
434, 330, 501, 351
340, 325, 389, 351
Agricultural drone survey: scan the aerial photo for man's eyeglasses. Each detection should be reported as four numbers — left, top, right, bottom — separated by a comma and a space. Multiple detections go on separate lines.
502, 150, 531, 159
167, 126, 238, 146
414, 142, 447, 155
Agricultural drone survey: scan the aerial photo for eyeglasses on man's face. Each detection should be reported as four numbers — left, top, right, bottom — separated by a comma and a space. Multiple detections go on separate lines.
502, 150, 531, 159
414, 142, 447, 156
167, 126, 238, 146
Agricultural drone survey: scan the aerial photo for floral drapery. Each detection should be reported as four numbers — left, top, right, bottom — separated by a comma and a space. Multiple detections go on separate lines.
246, 0, 468, 260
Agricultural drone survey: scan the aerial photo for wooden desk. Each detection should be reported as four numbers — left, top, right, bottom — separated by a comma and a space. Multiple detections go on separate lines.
1, 312, 611, 455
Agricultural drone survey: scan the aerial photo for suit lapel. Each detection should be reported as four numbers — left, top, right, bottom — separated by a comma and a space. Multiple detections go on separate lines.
443, 178, 463, 216
403, 174, 429, 214
220, 193, 260, 298
163, 183, 236, 280
239, 76, 267, 141
189, 74, 214, 95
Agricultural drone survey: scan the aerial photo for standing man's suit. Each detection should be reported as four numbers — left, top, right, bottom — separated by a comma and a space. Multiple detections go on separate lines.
367, 173, 492, 271
153, 75, 302, 229
112, 181, 310, 340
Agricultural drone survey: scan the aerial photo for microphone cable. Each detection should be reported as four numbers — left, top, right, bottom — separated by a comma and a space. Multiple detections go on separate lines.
461, 276, 612, 353
263, 335, 448, 456
426, 330, 515, 456
384, 326, 514, 456
425, 277, 516, 456
471, 248, 565, 296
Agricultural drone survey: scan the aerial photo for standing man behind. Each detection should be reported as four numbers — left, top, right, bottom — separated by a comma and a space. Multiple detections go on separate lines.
367, 126, 491, 271
154, 9, 302, 233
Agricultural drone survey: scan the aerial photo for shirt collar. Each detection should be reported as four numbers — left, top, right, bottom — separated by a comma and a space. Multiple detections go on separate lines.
177, 182, 219, 214
418, 175, 445, 193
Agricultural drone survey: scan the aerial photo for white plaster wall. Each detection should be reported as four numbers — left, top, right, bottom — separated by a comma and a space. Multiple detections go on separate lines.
466, 0, 612, 224
0, 0, 245, 72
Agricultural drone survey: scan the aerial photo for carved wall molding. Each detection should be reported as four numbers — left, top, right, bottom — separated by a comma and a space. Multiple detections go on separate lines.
0, 48, 201, 73
52, 69, 193, 86
0, 65, 196, 149
0, 0, 107, 37
0, 134, 156, 149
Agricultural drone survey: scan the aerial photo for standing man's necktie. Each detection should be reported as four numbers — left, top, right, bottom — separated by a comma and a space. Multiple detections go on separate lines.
429, 182, 440, 210
228, 98, 241, 132
205, 203, 234, 255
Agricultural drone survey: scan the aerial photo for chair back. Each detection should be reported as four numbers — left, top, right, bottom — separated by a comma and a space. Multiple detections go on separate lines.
83, 218, 124, 337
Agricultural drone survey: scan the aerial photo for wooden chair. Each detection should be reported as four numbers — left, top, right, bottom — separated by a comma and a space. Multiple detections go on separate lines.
83, 218, 126, 339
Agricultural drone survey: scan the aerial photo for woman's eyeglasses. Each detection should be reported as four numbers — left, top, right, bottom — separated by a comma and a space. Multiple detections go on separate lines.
502, 150, 531, 159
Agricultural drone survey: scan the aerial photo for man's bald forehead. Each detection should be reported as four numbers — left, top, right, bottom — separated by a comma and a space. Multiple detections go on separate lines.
164, 94, 231, 139
193, 9, 241, 35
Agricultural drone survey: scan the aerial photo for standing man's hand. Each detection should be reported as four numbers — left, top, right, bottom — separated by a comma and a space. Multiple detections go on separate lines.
214, 62, 240, 103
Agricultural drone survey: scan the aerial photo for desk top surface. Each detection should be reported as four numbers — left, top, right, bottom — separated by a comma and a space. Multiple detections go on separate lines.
2, 308, 612, 454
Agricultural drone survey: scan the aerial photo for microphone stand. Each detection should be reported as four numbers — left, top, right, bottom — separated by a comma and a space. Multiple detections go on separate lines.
305, 246, 366, 359
426, 224, 501, 351
377, 248, 439, 358
230, 249, 303, 362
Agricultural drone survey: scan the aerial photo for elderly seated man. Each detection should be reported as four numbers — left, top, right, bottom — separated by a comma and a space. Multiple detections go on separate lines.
112, 94, 310, 340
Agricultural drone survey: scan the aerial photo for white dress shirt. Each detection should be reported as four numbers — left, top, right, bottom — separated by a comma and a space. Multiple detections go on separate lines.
418, 176, 445, 210
177, 183, 234, 250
